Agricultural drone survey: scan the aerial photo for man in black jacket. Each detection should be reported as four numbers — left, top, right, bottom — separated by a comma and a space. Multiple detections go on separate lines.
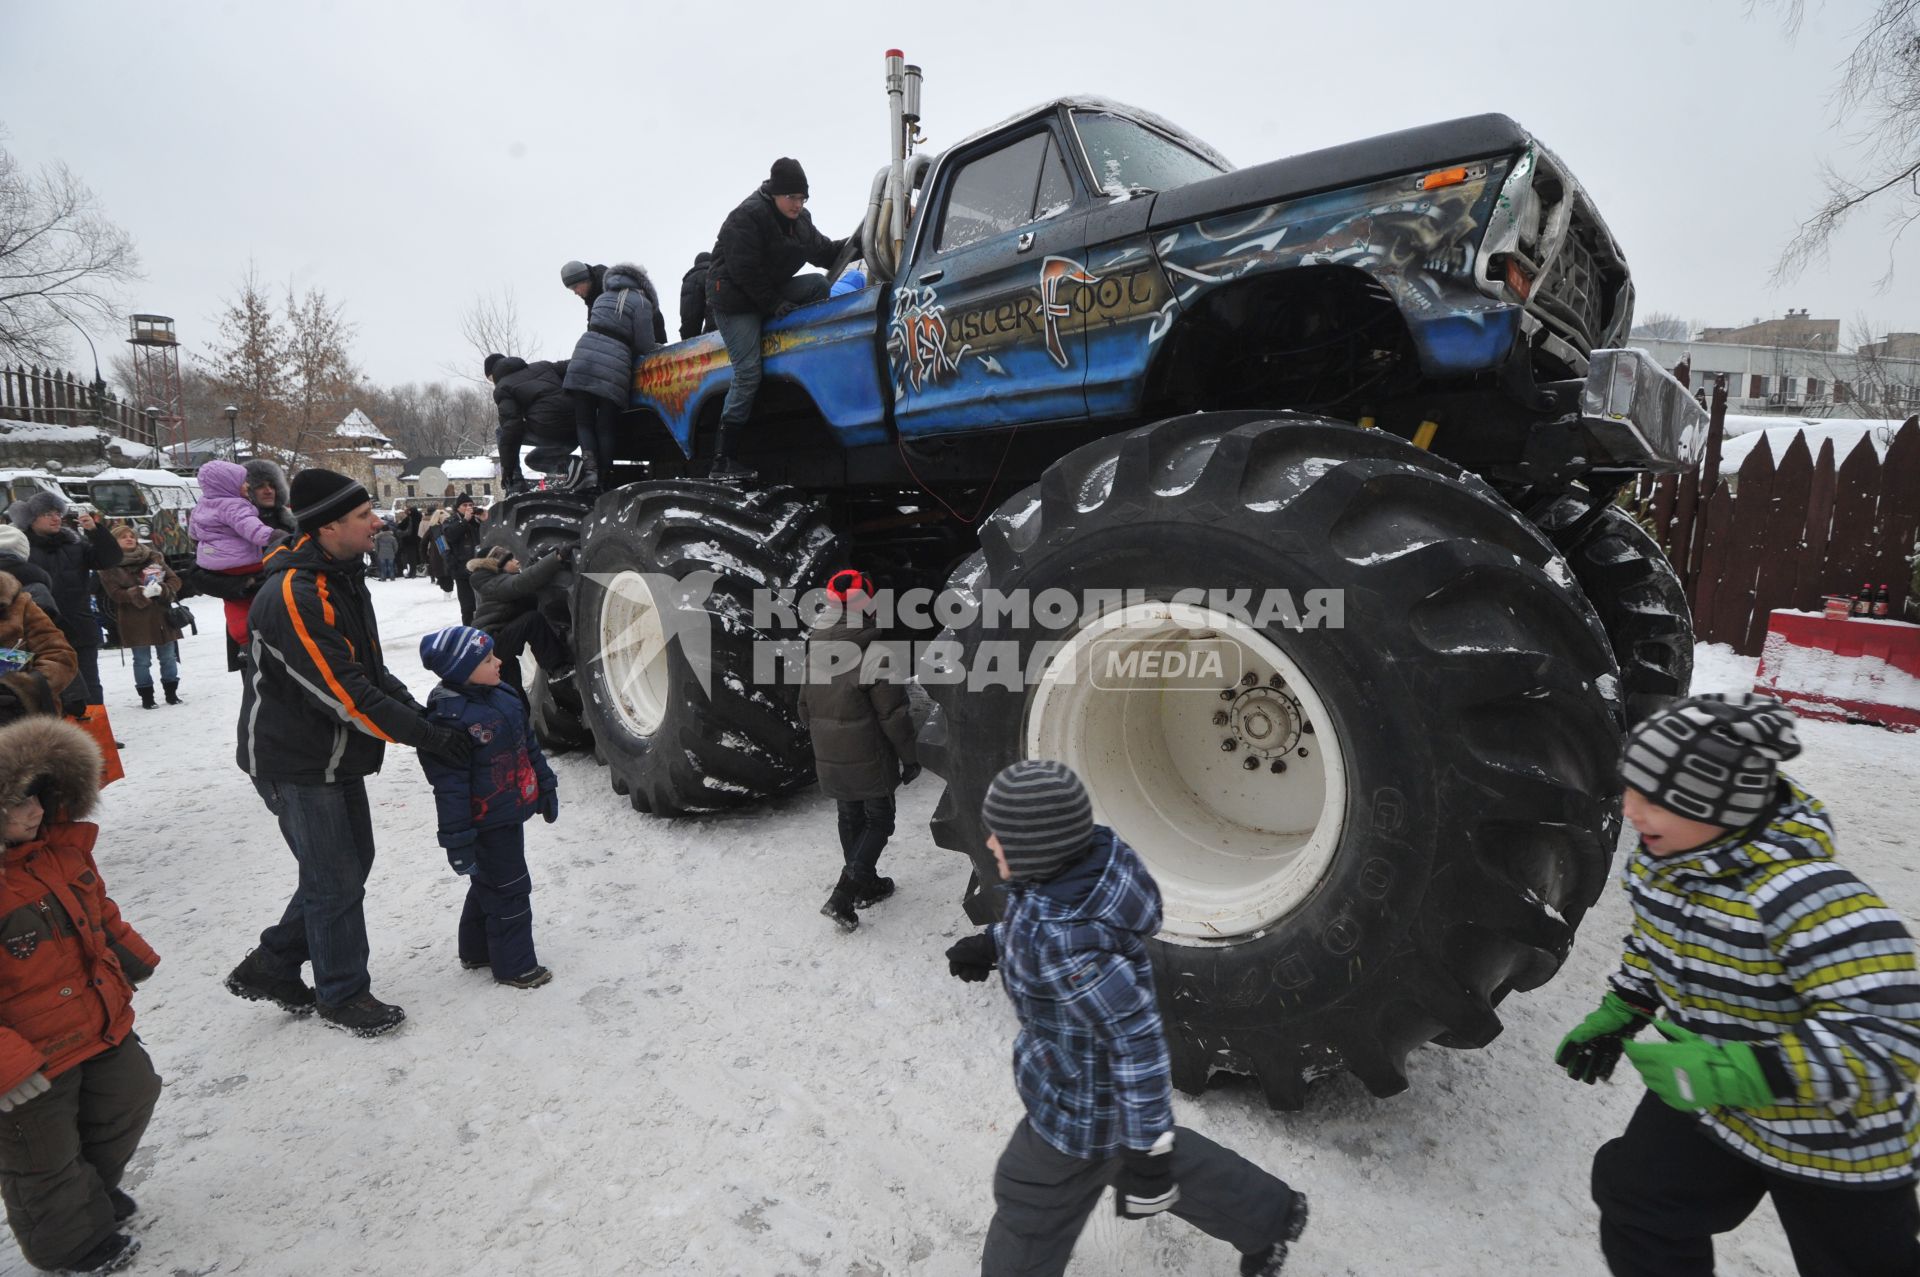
468, 544, 572, 698
225, 469, 473, 1039
443, 495, 482, 625
13, 491, 122, 707
705, 158, 846, 480
563, 260, 666, 346
485, 354, 577, 488
680, 252, 713, 340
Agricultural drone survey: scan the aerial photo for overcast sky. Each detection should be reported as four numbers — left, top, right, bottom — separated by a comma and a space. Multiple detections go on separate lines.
2, 0, 1910, 391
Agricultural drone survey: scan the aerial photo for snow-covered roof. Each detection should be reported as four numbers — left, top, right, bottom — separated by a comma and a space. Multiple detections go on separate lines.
439, 456, 496, 480
334, 408, 390, 442
0, 419, 109, 443
1715, 417, 1909, 476
369, 449, 408, 461
91, 466, 197, 486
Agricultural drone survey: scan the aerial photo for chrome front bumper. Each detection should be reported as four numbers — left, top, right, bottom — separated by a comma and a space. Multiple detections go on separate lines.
1578, 348, 1708, 473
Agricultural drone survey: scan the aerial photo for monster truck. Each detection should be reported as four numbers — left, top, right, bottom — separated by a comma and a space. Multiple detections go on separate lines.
487, 91, 1705, 1106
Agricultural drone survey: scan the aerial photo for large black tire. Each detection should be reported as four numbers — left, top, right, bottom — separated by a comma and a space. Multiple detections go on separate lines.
570, 480, 840, 814
483, 490, 596, 753
1536, 493, 1694, 723
917, 413, 1625, 1107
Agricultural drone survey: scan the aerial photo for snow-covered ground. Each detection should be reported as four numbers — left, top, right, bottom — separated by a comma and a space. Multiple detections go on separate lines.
24, 595, 1920, 1276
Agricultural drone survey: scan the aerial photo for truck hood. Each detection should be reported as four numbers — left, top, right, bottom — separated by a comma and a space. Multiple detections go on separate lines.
1148, 113, 1531, 230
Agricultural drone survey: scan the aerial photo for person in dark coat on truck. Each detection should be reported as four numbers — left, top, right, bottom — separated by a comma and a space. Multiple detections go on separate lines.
705, 157, 847, 481
442, 495, 482, 626
485, 353, 578, 490
12, 491, 122, 709
467, 544, 572, 698
680, 252, 713, 340
560, 263, 662, 496
796, 569, 918, 932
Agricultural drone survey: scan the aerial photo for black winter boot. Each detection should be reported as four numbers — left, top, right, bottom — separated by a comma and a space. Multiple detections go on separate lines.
316, 992, 407, 1038
852, 876, 895, 908
161, 680, 181, 705
819, 872, 860, 933
709, 424, 759, 483
1239, 1191, 1309, 1277
62, 1231, 140, 1273
225, 948, 317, 1016
136, 686, 156, 710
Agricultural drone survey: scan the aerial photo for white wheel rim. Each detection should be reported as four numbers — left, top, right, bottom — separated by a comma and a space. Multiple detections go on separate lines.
597, 569, 671, 737
1025, 602, 1347, 943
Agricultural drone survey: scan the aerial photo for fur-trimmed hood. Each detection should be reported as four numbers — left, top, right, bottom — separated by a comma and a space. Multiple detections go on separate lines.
244, 457, 291, 509
0, 716, 101, 822
605, 262, 660, 309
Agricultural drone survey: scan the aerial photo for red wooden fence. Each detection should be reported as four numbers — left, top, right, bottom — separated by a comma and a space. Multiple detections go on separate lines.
1634, 376, 1919, 655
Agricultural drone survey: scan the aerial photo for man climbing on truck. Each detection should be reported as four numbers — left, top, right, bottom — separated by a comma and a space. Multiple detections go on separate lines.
704, 157, 846, 481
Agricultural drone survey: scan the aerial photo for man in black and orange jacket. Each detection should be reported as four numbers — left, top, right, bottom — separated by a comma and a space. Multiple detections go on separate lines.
225, 470, 473, 1039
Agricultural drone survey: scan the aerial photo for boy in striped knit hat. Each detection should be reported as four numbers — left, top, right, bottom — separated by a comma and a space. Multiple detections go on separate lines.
1557, 693, 1920, 1275
962, 759, 1307, 1277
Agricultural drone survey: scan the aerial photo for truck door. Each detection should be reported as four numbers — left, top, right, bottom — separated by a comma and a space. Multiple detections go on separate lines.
891, 122, 1090, 436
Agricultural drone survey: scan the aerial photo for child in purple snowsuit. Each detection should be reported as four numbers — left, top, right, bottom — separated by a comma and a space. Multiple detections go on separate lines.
190, 459, 282, 647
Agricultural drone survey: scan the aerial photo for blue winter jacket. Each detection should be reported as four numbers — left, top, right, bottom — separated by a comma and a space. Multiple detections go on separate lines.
418, 681, 557, 873
563, 263, 663, 405
991, 828, 1175, 1159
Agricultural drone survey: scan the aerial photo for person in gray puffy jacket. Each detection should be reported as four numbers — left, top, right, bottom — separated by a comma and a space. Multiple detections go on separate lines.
560, 263, 661, 495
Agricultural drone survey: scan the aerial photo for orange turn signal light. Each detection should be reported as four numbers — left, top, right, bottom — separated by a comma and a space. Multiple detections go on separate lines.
1419, 166, 1470, 191
1504, 257, 1534, 301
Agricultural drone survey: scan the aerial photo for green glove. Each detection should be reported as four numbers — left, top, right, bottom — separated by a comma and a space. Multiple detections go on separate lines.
1554, 992, 1654, 1083
1621, 1020, 1775, 1111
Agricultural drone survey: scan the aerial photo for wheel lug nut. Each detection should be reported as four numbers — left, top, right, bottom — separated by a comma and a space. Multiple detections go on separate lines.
1241, 756, 1259, 771
1220, 739, 1238, 752
1268, 673, 1284, 688
1270, 759, 1287, 774
1219, 688, 1236, 702
1212, 710, 1230, 726
1241, 672, 1259, 687
1297, 747, 1309, 758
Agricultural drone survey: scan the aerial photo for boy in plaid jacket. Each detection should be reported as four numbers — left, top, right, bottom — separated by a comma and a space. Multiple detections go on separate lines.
1557, 694, 1920, 1275
949, 760, 1308, 1277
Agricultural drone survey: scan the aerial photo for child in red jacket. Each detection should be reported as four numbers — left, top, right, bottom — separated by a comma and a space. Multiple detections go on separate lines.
0, 717, 160, 1274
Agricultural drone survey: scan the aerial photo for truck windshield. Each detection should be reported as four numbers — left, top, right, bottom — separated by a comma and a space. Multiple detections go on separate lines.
89, 482, 151, 517
1070, 111, 1225, 195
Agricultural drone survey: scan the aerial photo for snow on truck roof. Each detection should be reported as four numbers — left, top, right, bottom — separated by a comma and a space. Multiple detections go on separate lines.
91, 467, 197, 486
943, 96, 1235, 171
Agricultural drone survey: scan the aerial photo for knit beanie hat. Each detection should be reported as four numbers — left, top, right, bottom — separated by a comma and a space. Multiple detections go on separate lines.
288, 468, 371, 534
18, 490, 66, 524
1621, 693, 1802, 827
483, 352, 506, 379
767, 157, 809, 197
982, 759, 1096, 881
560, 260, 593, 287
0, 525, 27, 558
420, 625, 495, 684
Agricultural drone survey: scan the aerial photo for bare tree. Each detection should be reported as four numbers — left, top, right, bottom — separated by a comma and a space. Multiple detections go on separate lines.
0, 136, 141, 365
283, 285, 361, 464
451, 290, 531, 383
198, 264, 289, 453
1771, 1, 1920, 284
1631, 311, 1697, 341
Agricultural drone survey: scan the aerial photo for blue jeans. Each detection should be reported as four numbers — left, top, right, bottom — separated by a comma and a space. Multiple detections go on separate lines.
836, 794, 896, 887
376, 555, 396, 580
713, 274, 831, 427
459, 824, 537, 981
130, 642, 178, 689
251, 777, 378, 1006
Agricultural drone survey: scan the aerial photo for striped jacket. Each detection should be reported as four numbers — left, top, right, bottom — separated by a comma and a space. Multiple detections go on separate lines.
992, 828, 1175, 1159
1611, 778, 1920, 1186
236, 535, 431, 783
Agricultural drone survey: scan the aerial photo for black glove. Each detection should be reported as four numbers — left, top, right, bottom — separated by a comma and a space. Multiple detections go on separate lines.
537, 788, 559, 824
423, 725, 474, 765
945, 932, 997, 983
900, 761, 921, 786
1116, 1136, 1179, 1219
556, 543, 578, 567
772, 301, 799, 319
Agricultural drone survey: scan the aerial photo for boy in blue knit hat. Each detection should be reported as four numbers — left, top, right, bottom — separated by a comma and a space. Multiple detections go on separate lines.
1557, 693, 1920, 1274
418, 625, 558, 989
952, 759, 1308, 1277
